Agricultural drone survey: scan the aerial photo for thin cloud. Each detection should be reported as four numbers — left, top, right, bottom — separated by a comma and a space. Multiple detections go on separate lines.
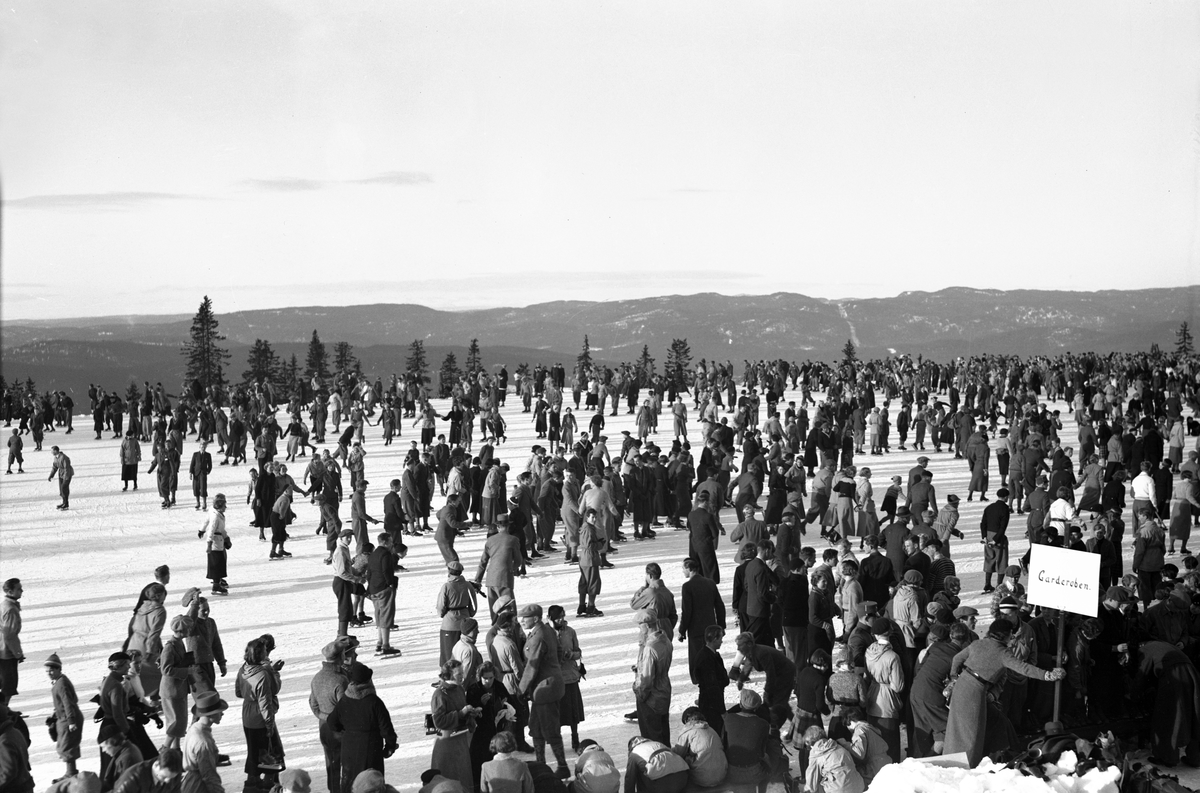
351, 171, 432, 186
240, 171, 432, 192
240, 177, 326, 192
5, 191, 198, 209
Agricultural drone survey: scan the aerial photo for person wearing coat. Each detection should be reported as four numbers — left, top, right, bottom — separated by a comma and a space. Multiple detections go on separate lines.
127, 584, 166, 695
44, 653, 82, 777
235, 638, 283, 791
201, 495, 230, 595
181, 691, 227, 793
518, 605, 569, 778
687, 493, 723, 583
1132, 508, 1168, 607
678, 560, 726, 684
120, 431, 141, 490
1169, 470, 1200, 555
1133, 640, 1200, 767
803, 726, 865, 793
431, 659, 479, 791
576, 508, 606, 617
909, 625, 967, 757
944, 619, 1064, 767
863, 619, 904, 762
329, 662, 397, 793
479, 730, 534, 793
159, 615, 196, 750
474, 518, 524, 620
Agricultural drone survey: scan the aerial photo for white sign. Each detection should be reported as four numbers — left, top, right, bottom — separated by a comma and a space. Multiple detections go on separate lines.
1026, 544, 1100, 617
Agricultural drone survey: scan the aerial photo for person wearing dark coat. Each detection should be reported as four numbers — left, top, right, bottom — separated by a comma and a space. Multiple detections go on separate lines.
779, 557, 810, 665
1133, 640, 1200, 767
980, 489, 1012, 592
328, 662, 397, 793
880, 519, 910, 586
517, 605, 568, 778
686, 494, 723, 583
910, 627, 966, 757
678, 559, 726, 684
742, 544, 777, 647
695, 627, 729, 736
857, 537, 895, 611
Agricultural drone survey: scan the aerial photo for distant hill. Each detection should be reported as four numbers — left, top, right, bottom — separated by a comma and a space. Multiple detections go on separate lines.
3, 287, 1197, 396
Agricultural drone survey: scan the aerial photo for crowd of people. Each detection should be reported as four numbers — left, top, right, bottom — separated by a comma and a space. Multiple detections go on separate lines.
4, 349, 1200, 793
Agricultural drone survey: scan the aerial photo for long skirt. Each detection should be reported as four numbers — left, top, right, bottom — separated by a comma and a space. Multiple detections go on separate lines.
854, 502, 878, 538
121, 463, 138, 483
560, 682, 585, 727
1170, 501, 1193, 542
206, 550, 227, 581
833, 497, 855, 537
432, 731, 473, 791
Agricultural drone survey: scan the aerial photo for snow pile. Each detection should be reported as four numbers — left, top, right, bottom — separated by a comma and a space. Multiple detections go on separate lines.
865, 756, 1121, 793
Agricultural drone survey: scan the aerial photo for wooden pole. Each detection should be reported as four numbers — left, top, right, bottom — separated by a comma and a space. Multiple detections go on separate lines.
1045, 610, 1066, 734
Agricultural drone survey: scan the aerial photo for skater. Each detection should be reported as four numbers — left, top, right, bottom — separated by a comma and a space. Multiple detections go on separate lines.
201, 494, 230, 595
45, 653, 82, 779
120, 431, 140, 490
5, 429, 23, 475
48, 446, 73, 510
189, 440, 212, 511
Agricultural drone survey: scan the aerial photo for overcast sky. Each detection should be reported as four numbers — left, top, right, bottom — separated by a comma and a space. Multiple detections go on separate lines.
3, 1, 1198, 321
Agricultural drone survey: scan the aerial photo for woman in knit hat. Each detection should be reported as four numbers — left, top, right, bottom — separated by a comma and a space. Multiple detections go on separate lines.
45, 653, 82, 778
159, 614, 195, 751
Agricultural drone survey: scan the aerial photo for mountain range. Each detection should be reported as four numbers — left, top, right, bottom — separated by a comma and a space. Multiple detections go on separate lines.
2, 287, 1197, 395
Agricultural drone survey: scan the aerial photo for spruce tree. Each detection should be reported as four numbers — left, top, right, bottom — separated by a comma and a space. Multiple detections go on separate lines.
333, 341, 359, 374
636, 345, 655, 386
577, 335, 593, 373
1177, 322, 1194, 356
842, 339, 858, 366
244, 339, 280, 386
466, 338, 482, 375
181, 295, 230, 389
665, 338, 692, 388
516, 362, 530, 379
24, 377, 36, 395
406, 340, 429, 385
438, 352, 462, 398
306, 330, 329, 380
282, 354, 299, 391
125, 379, 142, 406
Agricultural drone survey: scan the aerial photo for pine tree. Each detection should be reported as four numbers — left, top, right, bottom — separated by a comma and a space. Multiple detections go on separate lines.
636, 345, 655, 386
438, 352, 462, 398
516, 362, 530, 380
466, 338, 482, 375
842, 339, 858, 366
125, 379, 142, 405
306, 330, 329, 380
406, 340, 429, 385
1177, 322, 1194, 356
282, 354, 300, 391
333, 341, 359, 374
244, 339, 280, 386
181, 295, 230, 390
24, 376, 36, 395
577, 335, 593, 373
665, 338, 692, 388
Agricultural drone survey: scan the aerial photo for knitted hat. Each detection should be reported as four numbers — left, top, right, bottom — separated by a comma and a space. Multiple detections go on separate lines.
997, 596, 1020, 611
902, 570, 923, 585
871, 618, 891, 636
348, 662, 373, 685
739, 688, 762, 710
446, 561, 464, 575
43, 653, 62, 669
181, 587, 202, 608
460, 618, 479, 635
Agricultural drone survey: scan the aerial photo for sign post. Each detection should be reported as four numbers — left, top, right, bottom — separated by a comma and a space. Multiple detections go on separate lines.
1025, 544, 1101, 733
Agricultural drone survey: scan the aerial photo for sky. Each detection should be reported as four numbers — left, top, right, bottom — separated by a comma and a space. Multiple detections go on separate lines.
2, 1, 1199, 321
